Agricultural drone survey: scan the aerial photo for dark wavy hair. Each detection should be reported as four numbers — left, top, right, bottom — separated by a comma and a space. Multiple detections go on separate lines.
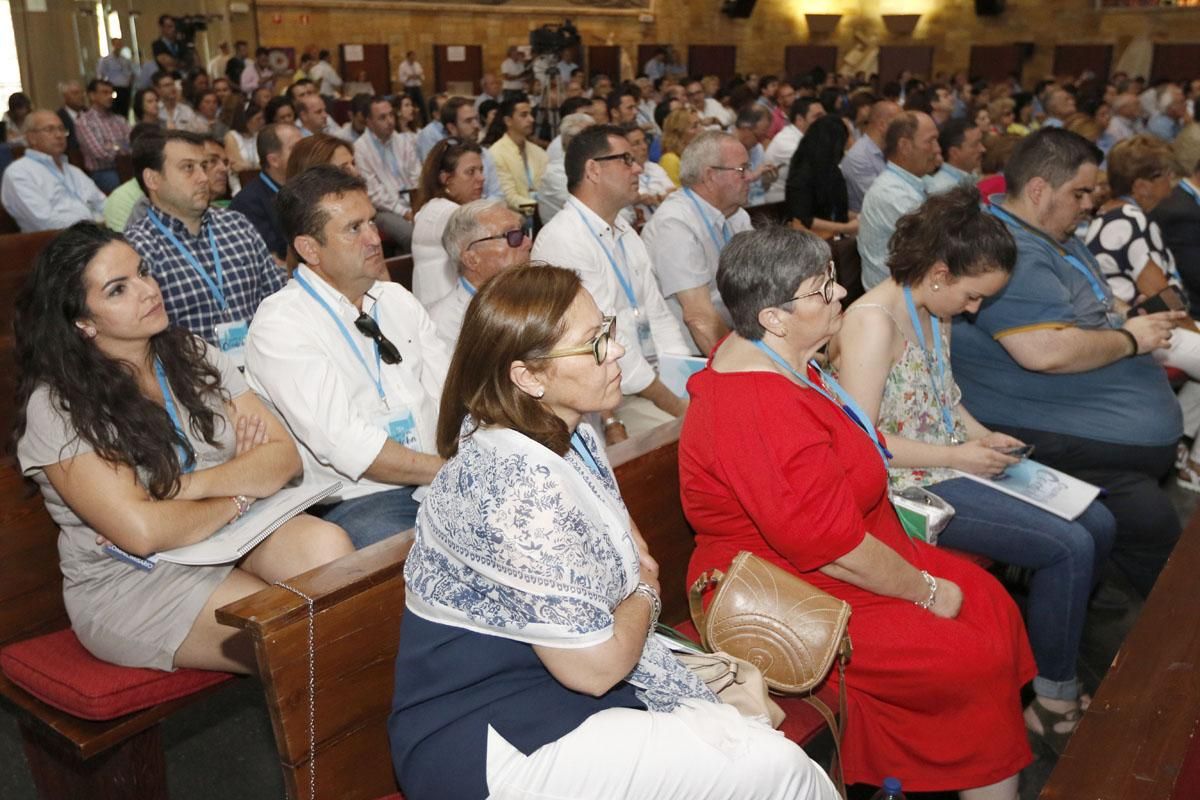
436, 264, 581, 459
13, 223, 227, 499
887, 185, 1017, 285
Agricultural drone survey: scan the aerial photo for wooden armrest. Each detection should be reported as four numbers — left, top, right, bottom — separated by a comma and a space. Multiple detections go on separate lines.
215, 533, 413, 636
607, 417, 683, 469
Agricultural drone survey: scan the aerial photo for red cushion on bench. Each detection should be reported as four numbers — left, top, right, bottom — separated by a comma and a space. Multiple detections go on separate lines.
0, 628, 233, 721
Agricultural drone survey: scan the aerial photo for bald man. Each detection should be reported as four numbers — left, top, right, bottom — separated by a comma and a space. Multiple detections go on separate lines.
1, 110, 105, 231
841, 99, 902, 212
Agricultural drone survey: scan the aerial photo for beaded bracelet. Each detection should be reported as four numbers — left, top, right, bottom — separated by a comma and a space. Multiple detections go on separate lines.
915, 570, 938, 611
632, 581, 662, 636
231, 495, 252, 521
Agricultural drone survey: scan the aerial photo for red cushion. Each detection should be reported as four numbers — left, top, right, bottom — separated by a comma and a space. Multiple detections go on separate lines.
0, 628, 233, 721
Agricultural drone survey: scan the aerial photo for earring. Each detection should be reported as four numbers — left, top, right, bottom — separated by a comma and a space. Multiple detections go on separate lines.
536, 389, 545, 399
931, 283, 940, 291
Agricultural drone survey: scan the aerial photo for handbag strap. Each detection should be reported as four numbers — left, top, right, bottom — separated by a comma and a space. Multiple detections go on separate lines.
687, 568, 725, 650
803, 640, 851, 799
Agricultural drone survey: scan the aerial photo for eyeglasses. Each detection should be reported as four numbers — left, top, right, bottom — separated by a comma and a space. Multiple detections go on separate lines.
593, 152, 636, 167
778, 262, 839, 307
710, 164, 749, 175
354, 311, 403, 364
29, 124, 67, 135
544, 316, 615, 366
467, 228, 527, 249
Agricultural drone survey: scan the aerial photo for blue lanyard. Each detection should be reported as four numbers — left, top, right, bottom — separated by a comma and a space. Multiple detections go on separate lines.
988, 204, 1110, 307
148, 209, 228, 311
571, 431, 602, 476
1180, 180, 1200, 209
371, 132, 404, 182
886, 163, 927, 194
683, 188, 731, 251
154, 359, 195, 473
294, 272, 387, 401
459, 276, 477, 297
571, 203, 639, 311
902, 287, 957, 441
260, 172, 279, 193
751, 340, 892, 465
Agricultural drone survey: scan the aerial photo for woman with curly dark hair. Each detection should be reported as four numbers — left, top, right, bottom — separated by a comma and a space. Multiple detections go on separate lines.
13, 223, 352, 673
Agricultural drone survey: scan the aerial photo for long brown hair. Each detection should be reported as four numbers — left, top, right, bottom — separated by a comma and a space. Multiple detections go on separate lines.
286, 133, 354, 181
436, 264, 581, 459
413, 137, 482, 213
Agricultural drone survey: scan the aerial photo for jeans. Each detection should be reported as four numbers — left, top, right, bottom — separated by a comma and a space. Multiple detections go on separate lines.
314, 486, 420, 549
927, 478, 1116, 700
91, 168, 121, 194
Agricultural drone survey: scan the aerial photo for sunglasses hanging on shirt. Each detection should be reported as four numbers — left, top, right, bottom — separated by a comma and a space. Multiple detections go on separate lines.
354, 304, 403, 365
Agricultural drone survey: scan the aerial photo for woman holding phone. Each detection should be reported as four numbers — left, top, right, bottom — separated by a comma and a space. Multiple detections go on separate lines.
833, 187, 1116, 757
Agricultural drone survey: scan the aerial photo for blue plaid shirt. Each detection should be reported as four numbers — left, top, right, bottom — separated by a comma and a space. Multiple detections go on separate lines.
125, 206, 286, 346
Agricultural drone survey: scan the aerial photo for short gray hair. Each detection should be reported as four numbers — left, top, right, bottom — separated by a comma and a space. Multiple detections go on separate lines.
442, 198, 507, 273
717, 226, 832, 340
558, 113, 595, 151
679, 131, 737, 187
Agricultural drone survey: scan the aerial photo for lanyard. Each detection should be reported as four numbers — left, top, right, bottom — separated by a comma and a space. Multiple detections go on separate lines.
886, 163, 927, 194
902, 287, 958, 442
148, 209, 228, 312
683, 188, 731, 251
571, 431, 602, 476
259, 172, 280, 193
294, 273, 387, 402
1180, 179, 1200, 209
639, 173, 658, 211
154, 359, 195, 473
371, 132, 404, 183
571, 203, 639, 311
751, 340, 892, 466
459, 276, 477, 297
988, 204, 1110, 307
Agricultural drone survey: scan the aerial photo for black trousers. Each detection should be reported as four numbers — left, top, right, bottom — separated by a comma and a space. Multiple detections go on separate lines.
989, 424, 1181, 599
113, 86, 132, 118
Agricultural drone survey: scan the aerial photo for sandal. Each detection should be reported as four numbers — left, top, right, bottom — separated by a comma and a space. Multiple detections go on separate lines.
1025, 698, 1082, 757
1179, 461, 1200, 494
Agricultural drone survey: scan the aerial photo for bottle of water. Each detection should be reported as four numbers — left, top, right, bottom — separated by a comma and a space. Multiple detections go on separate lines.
869, 777, 906, 800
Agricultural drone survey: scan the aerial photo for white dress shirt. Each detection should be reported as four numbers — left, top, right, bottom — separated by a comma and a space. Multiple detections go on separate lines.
354, 129, 422, 215
763, 124, 802, 204
536, 160, 570, 224
428, 277, 474, 350
544, 135, 563, 163
641, 188, 751, 354
531, 196, 689, 395
858, 163, 927, 289
159, 102, 197, 131
398, 60, 424, 88
1, 151, 105, 232
244, 264, 450, 502
308, 60, 343, 96
635, 161, 675, 224
411, 197, 460, 306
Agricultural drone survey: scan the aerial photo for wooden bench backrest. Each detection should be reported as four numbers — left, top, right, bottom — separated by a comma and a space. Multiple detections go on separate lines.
385, 255, 414, 292
0, 231, 58, 447
0, 465, 67, 647
217, 420, 693, 800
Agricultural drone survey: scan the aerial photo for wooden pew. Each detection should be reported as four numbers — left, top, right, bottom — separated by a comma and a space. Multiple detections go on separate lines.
385, 254, 414, 292
1040, 507, 1200, 800
217, 419, 838, 800
0, 231, 59, 442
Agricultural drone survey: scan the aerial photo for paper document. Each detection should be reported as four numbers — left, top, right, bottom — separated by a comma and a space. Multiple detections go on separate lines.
658, 353, 708, 398
955, 459, 1100, 521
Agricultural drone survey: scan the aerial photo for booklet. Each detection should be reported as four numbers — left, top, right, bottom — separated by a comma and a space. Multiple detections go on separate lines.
954, 458, 1100, 521
658, 353, 708, 398
104, 475, 341, 570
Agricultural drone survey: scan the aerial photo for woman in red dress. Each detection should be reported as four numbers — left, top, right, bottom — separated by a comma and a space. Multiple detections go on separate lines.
679, 226, 1035, 799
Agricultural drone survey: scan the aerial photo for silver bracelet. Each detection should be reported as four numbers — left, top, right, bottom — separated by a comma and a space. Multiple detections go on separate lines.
232, 495, 252, 521
632, 581, 661, 636
603, 416, 625, 429
915, 570, 938, 610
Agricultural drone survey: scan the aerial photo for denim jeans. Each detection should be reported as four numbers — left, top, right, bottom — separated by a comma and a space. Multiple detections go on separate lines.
91, 168, 121, 194
926, 477, 1117, 700
314, 486, 420, 550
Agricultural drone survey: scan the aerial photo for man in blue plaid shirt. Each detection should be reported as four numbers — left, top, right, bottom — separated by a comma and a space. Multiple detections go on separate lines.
125, 129, 286, 365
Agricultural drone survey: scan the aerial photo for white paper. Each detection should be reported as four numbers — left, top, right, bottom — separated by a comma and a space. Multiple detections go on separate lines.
954, 459, 1100, 521
657, 353, 707, 398
25, 0, 47, 11
447, 46, 466, 63
343, 44, 364, 62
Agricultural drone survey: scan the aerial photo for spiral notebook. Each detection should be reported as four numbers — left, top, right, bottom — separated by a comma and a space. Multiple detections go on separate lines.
104, 475, 341, 570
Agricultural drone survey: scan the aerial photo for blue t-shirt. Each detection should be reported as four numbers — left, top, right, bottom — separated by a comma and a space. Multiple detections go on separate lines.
389, 609, 643, 800
951, 203, 1182, 447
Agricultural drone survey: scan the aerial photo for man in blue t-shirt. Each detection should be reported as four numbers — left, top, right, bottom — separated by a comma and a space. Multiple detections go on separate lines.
953, 128, 1186, 599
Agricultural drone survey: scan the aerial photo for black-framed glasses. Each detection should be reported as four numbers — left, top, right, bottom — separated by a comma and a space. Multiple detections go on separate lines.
593, 152, 637, 167
710, 164, 750, 175
354, 312, 403, 364
544, 316, 615, 366
468, 228, 527, 249
778, 262, 838, 307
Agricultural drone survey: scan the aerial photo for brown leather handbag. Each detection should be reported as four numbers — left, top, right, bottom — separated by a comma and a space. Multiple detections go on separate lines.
689, 550, 853, 794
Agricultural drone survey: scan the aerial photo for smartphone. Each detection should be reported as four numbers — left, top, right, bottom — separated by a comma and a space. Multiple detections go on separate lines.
1128, 286, 1187, 317
1000, 444, 1035, 459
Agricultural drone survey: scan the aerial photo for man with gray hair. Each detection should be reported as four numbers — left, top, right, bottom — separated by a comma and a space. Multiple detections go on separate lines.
537, 112, 596, 224
1147, 84, 1187, 143
642, 130, 752, 356
429, 199, 531, 348
1106, 93, 1143, 145
2, 110, 105, 231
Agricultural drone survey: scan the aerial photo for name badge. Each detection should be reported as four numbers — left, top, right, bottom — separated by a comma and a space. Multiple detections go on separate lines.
375, 409, 420, 450
214, 319, 249, 367
634, 309, 657, 365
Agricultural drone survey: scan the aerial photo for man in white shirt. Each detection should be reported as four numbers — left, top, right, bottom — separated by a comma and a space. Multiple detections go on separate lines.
626, 126, 673, 225
500, 47, 528, 96
207, 42, 231, 81
642, 131, 752, 356
532, 124, 691, 442
1, 110, 105, 231
154, 71, 196, 131
430, 199, 531, 348
537, 112, 595, 224
297, 94, 350, 141
474, 73, 502, 111
732, 106, 777, 207
397, 51, 425, 117
354, 96, 422, 250
1106, 93, 1143, 145
763, 96, 825, 203
246, 165, 449, 548
309, 50, 344, 99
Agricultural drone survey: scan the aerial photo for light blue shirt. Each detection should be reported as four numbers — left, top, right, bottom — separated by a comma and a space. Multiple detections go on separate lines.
97, 54, 135, 88
1147, 113, 1182, 143
414, 121, 501, 201
840, 134, 885, 213
415, 121, 446, 163
0, 150, 105, 232
857, 163, 927, 289
746, 143, 767, 207
924, 162, 973, 196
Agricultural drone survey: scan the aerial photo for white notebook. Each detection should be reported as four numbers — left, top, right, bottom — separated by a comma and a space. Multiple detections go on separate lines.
658, 353, 708, 398
955, 459, 1100, 521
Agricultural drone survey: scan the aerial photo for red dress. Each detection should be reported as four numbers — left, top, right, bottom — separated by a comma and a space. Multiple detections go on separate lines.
680, 365, 1035, 792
